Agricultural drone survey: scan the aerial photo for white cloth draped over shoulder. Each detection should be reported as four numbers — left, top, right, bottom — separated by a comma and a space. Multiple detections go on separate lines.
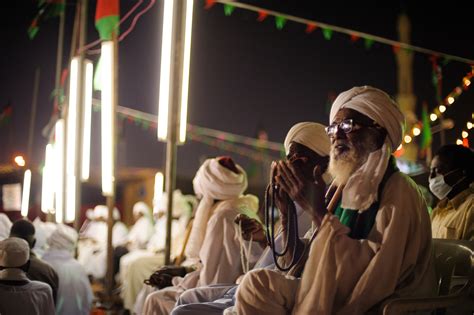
0, 213, 12, 241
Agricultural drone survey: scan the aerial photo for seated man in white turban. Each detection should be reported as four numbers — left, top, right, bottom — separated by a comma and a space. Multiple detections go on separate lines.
0, 237, 55, 315
234, 86, 436, 315
42, 224, 93, 315
77, 205, 128, 280
120, 191, 194, 312
141, 156, 259, 315
170, 122, 331, 315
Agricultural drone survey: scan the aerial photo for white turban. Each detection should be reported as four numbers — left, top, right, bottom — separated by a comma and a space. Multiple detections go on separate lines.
94, 205, 120, 220
85, 209, 95, 220
133, 202, 151, 217
154, 190, 193, 217
47, 224, 78, 252
329, 86, 405, 211
186, 157, 248, 259
0, 213, 12, 241
284, 122, 331, 157
0, 237, 30, 268
329, 86, 405, 151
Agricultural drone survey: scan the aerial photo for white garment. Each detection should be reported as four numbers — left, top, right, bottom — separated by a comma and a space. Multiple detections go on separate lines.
77, 221, 128, 279
42, 249, 93, 315
0, 280, 55, 315
120, 214, 190, 310
32, 218, 56, 257
0, 213, 12, 241
186, 158, 248, 260
127, 216, 154, 250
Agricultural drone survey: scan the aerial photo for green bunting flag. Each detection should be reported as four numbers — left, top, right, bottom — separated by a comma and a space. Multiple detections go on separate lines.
275, 16, 286, 30
419, 103, 432, 157
224, 4, 235, 16
364, 38, 374, 50
322, 28, 333, 40
28, 0, 65, 39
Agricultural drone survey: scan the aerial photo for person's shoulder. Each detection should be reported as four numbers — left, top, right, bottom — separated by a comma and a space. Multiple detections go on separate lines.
381, 171, 425, 206
28, 280, 53, 292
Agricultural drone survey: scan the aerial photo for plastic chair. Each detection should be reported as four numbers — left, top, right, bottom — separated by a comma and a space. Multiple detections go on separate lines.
381, 239, 474, 315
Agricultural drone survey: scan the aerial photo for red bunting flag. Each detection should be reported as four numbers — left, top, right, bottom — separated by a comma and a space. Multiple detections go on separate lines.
392, 45, 401, 54
350, 33, 360, 42
257, 10, 268, 22
305, 23, 318, 34
204, 0, 216, 10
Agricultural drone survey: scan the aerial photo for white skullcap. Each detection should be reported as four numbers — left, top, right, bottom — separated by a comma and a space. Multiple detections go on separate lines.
94, 205, 108, 218
133, 202, 151, 217
0, 237, 30, 268
329, 86, 405, 151
0, 213, 12, 241
47, 224, 78, 252
284, 122, 331, 156
113, 208, 121, 220
85, 209, 95, 220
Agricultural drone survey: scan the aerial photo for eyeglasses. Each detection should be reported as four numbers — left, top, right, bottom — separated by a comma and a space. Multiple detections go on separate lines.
325, 119, 378, 137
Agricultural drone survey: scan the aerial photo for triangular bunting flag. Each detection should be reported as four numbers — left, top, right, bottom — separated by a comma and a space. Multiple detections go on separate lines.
275, 16, 286, 30
305, 23, 317, 34
204, 0, 216, 10
364, 38, 374, 49
224, 4, 235, 16
322, 28, 333, 40
257, 10, 268, 22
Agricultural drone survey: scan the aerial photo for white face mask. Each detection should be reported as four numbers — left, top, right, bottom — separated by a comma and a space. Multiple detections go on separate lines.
429, 169, 465, 200
429, 174, 452, 200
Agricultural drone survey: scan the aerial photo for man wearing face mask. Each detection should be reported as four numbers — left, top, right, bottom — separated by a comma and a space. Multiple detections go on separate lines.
429, 144, 474, 240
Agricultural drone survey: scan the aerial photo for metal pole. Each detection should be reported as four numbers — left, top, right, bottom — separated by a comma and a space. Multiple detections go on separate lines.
163, 0, 188, 266
27, 68, 40, 162
74, 0, 88, 231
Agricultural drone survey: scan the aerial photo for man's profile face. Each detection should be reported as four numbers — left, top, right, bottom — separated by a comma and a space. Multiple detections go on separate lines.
328, 108, 385, 185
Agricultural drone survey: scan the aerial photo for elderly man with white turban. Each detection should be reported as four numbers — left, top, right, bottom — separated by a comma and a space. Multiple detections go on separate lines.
140, 156, 259, 315
0, 237, 55, 315
233, 86, 436, 315
170, 122, 331, 315
120, 191, 194, 312
42, 224, 93, 315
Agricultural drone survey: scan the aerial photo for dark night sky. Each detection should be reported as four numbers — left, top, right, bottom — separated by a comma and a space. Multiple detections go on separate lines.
1, 0, 473, 186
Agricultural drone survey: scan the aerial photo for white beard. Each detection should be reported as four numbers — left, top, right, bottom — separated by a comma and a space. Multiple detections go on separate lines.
328, 145, 368, 186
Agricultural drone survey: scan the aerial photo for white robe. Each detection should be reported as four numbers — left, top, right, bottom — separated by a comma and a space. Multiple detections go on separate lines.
142, 198, 262, 315
127, 216, 155, 251
78, 221, 129, 279
120, 216, 189, 311
42, 249, 93, 315
235, 172, 436, 315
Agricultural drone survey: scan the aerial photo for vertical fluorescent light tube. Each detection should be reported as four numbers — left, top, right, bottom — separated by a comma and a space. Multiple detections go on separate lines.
55, 119, 65, 223
153, 172, 164, 213
81, 60, 93, 181
178, 0, 194, 143
66, 57, 79, 222
101, 41, 114, 196
21, 169, 32, 217
41, 144, 54, 213
157, 0, 174, 141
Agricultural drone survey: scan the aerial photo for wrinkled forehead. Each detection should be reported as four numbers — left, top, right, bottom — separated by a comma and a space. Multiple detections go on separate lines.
332, 108, 373, 125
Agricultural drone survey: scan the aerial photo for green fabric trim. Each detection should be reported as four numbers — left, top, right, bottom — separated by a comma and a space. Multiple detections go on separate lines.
95, 15, 119, 41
